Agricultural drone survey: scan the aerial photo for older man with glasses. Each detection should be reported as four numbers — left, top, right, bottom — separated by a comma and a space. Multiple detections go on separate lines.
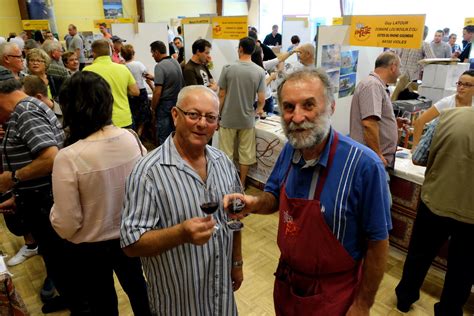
0, 42, 25, 79
121, 85, 243, 316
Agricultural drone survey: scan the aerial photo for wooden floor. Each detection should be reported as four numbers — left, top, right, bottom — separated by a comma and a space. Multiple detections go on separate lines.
1, 186, 473, 315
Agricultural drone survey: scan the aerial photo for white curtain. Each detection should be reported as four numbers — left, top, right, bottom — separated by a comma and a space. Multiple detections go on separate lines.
340, 0, 354, 16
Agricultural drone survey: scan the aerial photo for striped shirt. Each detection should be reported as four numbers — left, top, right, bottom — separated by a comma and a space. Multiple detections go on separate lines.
2, 97, 64, 190
394, 42, 436, 81
265, 129, 392, 260
350, 71, 398, 168
412, 118, 439, 166
120, 135, 240, 316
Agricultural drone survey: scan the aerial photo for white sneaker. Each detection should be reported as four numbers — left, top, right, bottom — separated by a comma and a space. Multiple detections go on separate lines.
7, 245, 38, 266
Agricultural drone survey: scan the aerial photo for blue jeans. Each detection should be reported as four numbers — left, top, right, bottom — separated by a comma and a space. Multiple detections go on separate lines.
156, 100, 176, 145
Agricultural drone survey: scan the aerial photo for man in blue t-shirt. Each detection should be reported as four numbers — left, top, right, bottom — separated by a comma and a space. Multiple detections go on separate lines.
224, 69, 392, 316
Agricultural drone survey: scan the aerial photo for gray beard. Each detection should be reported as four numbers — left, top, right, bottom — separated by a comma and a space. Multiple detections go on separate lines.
281, 110, 331, 150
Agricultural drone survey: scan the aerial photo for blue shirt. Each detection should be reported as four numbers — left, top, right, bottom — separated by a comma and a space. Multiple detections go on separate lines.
264, 129, 392, 260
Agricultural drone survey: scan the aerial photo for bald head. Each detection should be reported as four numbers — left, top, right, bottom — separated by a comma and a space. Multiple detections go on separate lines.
298, 43, 315, 66
177, 85, 219, 111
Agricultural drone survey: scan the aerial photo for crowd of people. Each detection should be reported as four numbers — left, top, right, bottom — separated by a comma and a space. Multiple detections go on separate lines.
0, 21, 472, 316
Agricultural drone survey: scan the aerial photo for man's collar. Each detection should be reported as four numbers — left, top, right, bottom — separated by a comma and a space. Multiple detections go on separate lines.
158, 56, 171, 63
93, 55, 112, 63
291, 128, 334, 168
370, 71, 387, 86
160, 133, 223, 168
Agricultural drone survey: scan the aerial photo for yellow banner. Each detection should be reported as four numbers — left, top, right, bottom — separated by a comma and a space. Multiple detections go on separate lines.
22, 20, 50, 30
465, 17, 474, 26
212, 16, 248, 40
182, 17, 211, 24
94, 18, 134, 28
349, 15, 425, 49
284, 16, 309, 28
332, 17, 343, 25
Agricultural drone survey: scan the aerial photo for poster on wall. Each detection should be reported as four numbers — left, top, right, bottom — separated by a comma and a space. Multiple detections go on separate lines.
321, 44, 341, 94
103, 0, 123, 18
338, 50, 359, 98
27, 0, 52, 20
326, 70, 340, 95
321, 44, 341, 70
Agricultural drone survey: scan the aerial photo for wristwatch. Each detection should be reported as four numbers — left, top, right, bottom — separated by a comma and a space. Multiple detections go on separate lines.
11, 170, 20, 185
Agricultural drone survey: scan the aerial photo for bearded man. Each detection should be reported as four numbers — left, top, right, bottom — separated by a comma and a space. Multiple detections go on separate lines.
223, 69, 392, 316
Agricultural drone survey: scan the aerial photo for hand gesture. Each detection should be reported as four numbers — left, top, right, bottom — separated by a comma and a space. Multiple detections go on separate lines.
223, 194, 257, 219
181, 216, 216, 246
0, 194, 15, 214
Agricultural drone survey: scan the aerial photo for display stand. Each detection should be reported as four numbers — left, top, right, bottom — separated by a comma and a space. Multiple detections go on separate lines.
182, 19, 239, 82
281, 16, 311, 52
315, 25, 383, 135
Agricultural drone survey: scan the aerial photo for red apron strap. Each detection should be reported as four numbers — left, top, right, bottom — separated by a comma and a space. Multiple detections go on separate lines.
314, 132, 339, 200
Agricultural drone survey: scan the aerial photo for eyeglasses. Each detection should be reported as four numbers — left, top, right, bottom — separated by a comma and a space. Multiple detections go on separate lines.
176, 106, 220, 124
7, 55, 23, 59
456, 81, 474, 88
29, 59, 45, 64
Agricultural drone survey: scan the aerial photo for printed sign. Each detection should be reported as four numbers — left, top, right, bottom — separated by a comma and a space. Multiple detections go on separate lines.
465, 17, 474, 26
212, 16, 248, 40
332, 17, 343, 25
182, 17, 211, 24
21, 20, 50, 30
349, 15, 425, 49
93, 18, 134, 28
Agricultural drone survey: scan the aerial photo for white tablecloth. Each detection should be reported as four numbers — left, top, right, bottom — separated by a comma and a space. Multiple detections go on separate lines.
247, 116, 287, 184
391, 147, 426, 186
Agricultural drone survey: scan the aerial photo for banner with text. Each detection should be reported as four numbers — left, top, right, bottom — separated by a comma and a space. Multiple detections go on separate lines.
465, 17, 474, 26
332, 17, 343, 25
349, 15, 425, 49
212, 16, 248, 40
182, 17, 211, 25
22, 20, 50, 30
93, 18, 134, 28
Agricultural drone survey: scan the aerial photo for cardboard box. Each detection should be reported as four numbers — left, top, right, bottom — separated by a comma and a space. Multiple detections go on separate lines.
422, 63, 470, 89
418, 86, 456, 103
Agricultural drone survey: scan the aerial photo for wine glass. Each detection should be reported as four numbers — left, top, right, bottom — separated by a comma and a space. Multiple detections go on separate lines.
226, 185, 245, 231
200, 187, 220, 230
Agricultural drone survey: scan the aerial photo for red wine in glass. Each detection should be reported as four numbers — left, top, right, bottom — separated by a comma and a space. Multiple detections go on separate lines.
200, 188, 220, 229
200, 202, 219, 215
228, 198, 245, 214
227, 186, 245, 231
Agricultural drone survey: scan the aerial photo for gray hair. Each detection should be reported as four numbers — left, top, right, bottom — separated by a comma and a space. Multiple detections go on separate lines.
24, 39, 39, 50
176, 85, 219, 110
277, 68, 335, 108
0, 42, 20, 63
42, 40, 62, 55
375, 51, 399, 69
26, 48, 51, 70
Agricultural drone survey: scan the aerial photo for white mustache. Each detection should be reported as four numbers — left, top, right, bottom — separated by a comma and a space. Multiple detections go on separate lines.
287, 121, 317, 131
